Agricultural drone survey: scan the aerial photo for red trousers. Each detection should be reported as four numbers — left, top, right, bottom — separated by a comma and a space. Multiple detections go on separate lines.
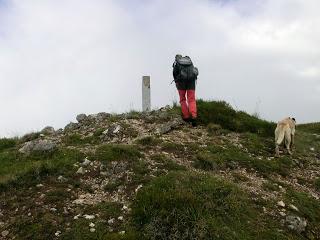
178, 89, 197, 119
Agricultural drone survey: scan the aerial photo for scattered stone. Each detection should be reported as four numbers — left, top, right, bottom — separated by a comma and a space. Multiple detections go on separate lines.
89, 222, 95, 228
41, 126, 55, 135
155, 119, 183, 135
277, 201, 286, 208
55, 231, 61, 237
36, 183, 44, 188
108, 218, 115, 224
82, 158, 91, 167
100, 171, 108, 176
73, 199, 85, 205
1, 230, 9, 237
76, 114, 87, 123
310, 147, 315, 151
286, 215, 307, 233
113, 125, 121, 134
76, 167, 85, 174
289, 204, 299, 212
74, 214, 81, 220
64, 122, 79, 131
119, 231, 125, 235
122, 205, 128, 211
96, 112, 111, 121
90, 228, 96, 233
50, 208, 57, 212
28, 212, 31, 216
57, 175, 68, 183
135, 184, 143, 193
19, 139, 56, 154
102, 129, 109, 135
279, 211, 286, 217
84, 214, 95, 220
118, 216, 124, 221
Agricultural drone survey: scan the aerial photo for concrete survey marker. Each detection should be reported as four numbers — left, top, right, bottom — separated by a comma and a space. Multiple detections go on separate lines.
142, 76, 151, 111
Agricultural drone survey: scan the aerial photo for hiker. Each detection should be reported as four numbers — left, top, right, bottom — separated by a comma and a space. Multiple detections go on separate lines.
172, 54, 199, 126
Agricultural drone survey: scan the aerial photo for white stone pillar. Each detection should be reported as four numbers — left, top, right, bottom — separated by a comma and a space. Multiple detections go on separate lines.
142, 76, 151, 112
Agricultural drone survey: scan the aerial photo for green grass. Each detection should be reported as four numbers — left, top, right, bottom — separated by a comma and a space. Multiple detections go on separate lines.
63, 133, 97, 145
94, 144, 142, 163
0, 148, 84, 190
298, 122, 320, 134
132, 172, 298, 240
285, 188, 320, 239
0, 138, 17, 151
193, 144, 294, 177
195, 100, 276, 137
135, 136, 162, 146
151, 154, 186, 171
315, 178, 320, 191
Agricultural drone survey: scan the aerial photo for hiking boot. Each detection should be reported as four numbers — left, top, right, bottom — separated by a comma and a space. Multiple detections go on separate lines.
182, 117, 191, 123
190, 118, 197, 127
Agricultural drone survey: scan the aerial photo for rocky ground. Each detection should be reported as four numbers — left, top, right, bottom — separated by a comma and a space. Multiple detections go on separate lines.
0, 105, 319, 239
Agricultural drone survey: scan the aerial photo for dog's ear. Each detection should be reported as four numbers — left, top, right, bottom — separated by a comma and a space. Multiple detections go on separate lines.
292, 117, 296, 122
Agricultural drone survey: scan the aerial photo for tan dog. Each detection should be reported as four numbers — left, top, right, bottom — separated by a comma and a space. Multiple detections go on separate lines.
275, 117, 296, 157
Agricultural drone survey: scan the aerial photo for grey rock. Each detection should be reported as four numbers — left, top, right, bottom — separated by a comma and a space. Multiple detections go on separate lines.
96, 112, 111, 121
286, 215, 307, 233
1, 230, 9, 237
277, 201, 286, 208
57, 175, 68, 183
64, 122, 79, 132
289, 204, 299, 212
76, 114, 87, 123
19, 139, 56, 154
41, 126, 55, 135
113, 125, 121, 134
81, 158, 91, 167
155, 119, 183, 135
76, 167, 85, 174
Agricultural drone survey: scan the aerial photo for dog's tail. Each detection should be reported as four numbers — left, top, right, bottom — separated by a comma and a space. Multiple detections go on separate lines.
275, 126, 285, 145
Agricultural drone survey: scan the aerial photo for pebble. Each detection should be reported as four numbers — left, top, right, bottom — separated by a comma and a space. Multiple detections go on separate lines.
310, 147, 315, 151
76, 167, 85, 174
1, 230, 9, 237
90, 228, 96, 233
279, 211, 286, 217
119, 231, 125, 235
289, 204, 299, 212
277, 201, 286, 208
89, 222, 95, 228
50, 208, 57, 212
55, 231, 61, 236
57, 175, 68, 183
118, 216, 124, 221
74, 214, 81, 220
84, 214, 95, 220
82, 158, 91, 167
36, 184, 44, 188
135, 184, 143, 193
108, 218, 115, 224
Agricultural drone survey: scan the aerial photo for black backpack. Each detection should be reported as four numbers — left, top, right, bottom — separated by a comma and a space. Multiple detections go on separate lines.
175, 56, 198, 82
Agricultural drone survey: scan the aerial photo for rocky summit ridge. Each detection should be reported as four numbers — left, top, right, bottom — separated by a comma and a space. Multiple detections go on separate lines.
0, 101, 320, 240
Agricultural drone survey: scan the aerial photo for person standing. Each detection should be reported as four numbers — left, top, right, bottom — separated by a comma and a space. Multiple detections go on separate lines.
173, 54, 199, 126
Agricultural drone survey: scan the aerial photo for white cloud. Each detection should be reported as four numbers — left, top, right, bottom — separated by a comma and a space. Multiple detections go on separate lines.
0, 0, 320, 136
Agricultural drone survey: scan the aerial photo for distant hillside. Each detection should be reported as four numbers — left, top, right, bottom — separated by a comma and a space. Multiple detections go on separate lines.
0, 101, 319, 240
298, 122, 320, 134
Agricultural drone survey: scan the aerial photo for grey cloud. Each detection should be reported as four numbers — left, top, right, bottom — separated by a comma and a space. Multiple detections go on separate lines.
0, 0, 319, 137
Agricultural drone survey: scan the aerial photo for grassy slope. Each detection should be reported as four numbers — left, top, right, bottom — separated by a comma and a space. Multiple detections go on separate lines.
0, 100, 319, 240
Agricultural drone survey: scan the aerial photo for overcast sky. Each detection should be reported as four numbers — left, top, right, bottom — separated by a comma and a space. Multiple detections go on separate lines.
0, 0, 319, 137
